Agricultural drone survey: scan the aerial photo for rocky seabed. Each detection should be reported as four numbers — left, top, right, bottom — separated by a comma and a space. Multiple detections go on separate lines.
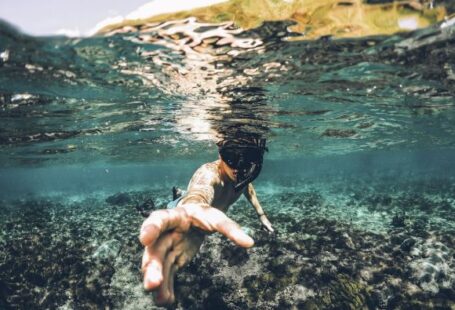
0, 178, 454, 309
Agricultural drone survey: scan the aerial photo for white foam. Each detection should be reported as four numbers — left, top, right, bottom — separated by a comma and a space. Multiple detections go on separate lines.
56, 28, 81, 38
126, 0, 228, 20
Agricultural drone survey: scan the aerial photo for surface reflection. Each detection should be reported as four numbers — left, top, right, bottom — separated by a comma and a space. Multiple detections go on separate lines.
0, 10, 454, 166
108, 17, 271, 142
99, 0, 448, 39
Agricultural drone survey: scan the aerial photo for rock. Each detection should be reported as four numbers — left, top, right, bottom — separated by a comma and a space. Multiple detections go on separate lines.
92, 240, 122, 261
340, 232, 356, 250
105, 193, 131, 205
135, 198, 155, 217
2, 181, 455, 309
391, 213, 406, 227
321, 274, 369, 309
390, 233, 407, 245
400, 238, 416, 252
276, 284, 316, 307
322, 129, 357, 138
220, 244, 249, 267
429, 253, 444, 264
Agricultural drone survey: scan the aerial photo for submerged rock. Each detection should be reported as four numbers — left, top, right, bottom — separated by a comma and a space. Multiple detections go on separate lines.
1, 180, 455, 309
105, 192, 132, 206
391, 213, 406, 227
92, 240, 122, 261
320, 274, 369, 309
400, 238, 416, 252
322, 129, 357, 138
135, 198, 156, 218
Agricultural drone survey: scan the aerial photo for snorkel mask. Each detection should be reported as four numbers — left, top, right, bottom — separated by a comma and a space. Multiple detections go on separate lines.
218, 139, 268, 192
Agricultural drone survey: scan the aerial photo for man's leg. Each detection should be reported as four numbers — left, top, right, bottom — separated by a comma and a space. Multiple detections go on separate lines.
172, 187, 183, 200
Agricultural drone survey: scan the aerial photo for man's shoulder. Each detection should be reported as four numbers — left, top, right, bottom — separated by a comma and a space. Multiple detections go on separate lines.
189, 160, 221, 185
195, 161, 220, 178
199, 160, 219, 172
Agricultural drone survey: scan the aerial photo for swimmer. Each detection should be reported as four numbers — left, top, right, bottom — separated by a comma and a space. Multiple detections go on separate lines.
140, 138, 273, 305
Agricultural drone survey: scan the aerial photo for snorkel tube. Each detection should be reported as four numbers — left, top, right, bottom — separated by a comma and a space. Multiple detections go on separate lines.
234, 161, 263, 192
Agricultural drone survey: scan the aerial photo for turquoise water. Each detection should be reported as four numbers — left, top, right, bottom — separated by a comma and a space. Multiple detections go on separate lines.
1, 15, 455, 309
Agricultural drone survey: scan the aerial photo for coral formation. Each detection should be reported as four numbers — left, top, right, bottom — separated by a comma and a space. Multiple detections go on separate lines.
0, 178, 454, 309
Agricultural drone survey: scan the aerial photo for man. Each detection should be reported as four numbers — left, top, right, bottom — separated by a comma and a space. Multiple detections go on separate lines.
140, 138, 273, 305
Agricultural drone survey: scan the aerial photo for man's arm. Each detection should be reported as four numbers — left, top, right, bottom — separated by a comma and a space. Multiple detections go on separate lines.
140, 163, 254, 305
140, 203, 254, 305
243, 183, 274, 232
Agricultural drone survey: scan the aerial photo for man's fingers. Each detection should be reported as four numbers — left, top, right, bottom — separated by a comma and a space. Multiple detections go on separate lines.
216, 217, 255, 248
155, 250, 178, 305
143, 245, 164, 290
142, 234, 174, 290
168, 265, 177, 303
263, 223, 274, 233
144, 259, 163, 290
140, 208, 188, 246
190, 206, 254, 248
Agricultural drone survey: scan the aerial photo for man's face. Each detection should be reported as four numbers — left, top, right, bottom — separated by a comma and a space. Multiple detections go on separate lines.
220, 158, 238, 182
219, 146, 263, 184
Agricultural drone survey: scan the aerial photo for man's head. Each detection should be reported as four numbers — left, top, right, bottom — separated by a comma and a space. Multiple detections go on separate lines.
217, 138, 267, 191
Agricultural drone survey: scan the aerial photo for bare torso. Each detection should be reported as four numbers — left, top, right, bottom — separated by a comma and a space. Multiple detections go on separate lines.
177, 160, 243, 212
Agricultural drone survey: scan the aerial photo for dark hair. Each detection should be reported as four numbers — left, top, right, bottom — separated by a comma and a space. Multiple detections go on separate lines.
216, 137, 267, 151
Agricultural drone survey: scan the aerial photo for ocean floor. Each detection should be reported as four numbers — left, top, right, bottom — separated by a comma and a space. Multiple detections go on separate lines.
0, 177, 454, 309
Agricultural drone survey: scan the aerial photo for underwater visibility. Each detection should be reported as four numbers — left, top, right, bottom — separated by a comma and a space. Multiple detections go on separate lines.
1, 0, 455, 308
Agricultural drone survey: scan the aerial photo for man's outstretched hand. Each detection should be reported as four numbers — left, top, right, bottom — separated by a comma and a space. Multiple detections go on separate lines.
139, 204, 254, 305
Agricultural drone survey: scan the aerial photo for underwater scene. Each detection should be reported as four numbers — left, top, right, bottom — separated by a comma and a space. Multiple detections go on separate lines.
1, 0, 455, 308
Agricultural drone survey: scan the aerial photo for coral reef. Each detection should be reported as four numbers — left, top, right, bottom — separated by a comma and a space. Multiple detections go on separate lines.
0, 178, 454, 309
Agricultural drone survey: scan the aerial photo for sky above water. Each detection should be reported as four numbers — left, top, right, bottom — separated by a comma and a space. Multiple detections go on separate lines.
0, 0, 226, 36
0, 0, 151, 36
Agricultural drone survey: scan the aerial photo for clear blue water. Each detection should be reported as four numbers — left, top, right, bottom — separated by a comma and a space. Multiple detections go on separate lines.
0, 14, 455, 309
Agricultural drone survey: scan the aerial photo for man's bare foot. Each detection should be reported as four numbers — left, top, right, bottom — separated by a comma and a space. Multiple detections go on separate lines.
172, 186, 183, 200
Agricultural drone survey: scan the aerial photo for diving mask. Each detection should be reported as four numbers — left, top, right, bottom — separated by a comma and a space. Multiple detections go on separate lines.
218, 139, 267, 191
